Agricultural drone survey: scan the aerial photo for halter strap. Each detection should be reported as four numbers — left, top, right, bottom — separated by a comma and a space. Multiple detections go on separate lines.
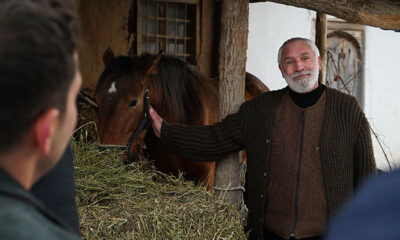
125, 88, 150, 161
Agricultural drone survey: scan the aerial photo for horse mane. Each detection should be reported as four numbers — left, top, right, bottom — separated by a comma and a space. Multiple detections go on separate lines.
138, 54, 218, 124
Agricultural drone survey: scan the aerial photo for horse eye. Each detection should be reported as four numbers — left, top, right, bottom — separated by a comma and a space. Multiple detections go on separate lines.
129, 99, 138, 108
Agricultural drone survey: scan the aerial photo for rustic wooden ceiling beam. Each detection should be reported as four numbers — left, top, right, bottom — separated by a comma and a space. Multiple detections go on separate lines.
250, 0, 400, 31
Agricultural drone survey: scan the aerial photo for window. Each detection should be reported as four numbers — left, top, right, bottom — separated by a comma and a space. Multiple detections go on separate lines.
137, 0, 198, 64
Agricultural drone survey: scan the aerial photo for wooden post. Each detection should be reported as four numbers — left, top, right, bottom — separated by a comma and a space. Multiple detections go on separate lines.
215, 0, 249, 208
315, 12, 327, 84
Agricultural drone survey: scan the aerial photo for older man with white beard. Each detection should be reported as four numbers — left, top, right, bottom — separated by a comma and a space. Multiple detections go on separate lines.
148, 37, 376, 240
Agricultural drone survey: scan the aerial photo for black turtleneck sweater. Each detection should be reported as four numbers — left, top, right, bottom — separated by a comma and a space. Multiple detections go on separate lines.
289, 83, 326, 108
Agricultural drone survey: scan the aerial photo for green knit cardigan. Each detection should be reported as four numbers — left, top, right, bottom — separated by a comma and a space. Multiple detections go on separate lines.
160, 86, 376, 240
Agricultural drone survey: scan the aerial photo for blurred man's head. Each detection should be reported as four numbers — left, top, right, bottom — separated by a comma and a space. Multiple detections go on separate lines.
0, 0, 80, 178
278, 38, 322, 93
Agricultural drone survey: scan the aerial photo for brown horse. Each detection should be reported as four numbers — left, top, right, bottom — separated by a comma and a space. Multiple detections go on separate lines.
95, 48, 269, 188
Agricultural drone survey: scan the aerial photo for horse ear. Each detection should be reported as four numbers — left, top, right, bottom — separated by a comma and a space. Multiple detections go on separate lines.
144, 51, 163, 76
103, 47, 116, 66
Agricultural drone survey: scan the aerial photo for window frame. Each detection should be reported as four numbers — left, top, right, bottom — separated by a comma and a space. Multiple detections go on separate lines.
136, 0, 200, 64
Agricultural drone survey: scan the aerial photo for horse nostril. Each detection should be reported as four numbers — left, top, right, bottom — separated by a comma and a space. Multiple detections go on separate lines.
129, 99, 138, 108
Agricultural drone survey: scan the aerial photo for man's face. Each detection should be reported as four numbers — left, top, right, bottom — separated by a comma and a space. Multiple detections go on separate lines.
279, 40, 321, 93
44, 54, 81, 170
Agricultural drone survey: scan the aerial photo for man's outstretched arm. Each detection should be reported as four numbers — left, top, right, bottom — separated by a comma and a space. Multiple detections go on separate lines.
148, 104, 248, 162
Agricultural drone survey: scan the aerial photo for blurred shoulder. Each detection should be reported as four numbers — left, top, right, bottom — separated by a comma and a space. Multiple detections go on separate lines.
326, 169, 400, 240
0, 202, 48, 239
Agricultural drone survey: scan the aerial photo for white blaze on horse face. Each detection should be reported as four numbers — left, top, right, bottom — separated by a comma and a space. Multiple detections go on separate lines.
108, 82, 117, 94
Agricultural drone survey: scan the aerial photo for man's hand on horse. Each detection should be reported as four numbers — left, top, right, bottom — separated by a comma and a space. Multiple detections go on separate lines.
149, 106, 163, 138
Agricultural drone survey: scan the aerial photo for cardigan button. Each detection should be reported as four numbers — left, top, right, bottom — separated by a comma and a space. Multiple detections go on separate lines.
266, 138, 271, 143
263, 172, 267, 177
260, 194, 264, 198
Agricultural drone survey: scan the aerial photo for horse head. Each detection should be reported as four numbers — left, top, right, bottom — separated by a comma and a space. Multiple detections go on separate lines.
95, 48, 161, 158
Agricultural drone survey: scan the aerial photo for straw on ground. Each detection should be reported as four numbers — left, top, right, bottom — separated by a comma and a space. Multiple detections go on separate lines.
73, 140, 247, 240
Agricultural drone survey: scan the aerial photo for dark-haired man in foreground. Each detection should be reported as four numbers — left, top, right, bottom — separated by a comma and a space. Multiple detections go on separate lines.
0, 0, 81, 239
149, 38, 376, 240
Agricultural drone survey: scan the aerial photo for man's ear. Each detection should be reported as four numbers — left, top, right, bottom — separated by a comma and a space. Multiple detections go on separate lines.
279, 64, 285, 78
318, 56, 322, 71
32, 109, 60, 155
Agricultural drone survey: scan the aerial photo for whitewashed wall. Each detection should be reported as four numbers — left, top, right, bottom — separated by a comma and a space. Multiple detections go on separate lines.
246, 2, 400, 170
363, 27, 400, 170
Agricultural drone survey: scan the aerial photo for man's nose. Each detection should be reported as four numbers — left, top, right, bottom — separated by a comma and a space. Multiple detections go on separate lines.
295, 60, 304, 72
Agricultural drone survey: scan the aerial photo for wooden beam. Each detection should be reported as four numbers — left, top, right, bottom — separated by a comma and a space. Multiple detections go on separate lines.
315, 12, 327, 84
215, 0, 249, 207
136, 0, 143, 55
251, 0, 400, 31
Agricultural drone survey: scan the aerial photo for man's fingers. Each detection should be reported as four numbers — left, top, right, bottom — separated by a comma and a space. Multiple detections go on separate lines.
149, 106, 162, 138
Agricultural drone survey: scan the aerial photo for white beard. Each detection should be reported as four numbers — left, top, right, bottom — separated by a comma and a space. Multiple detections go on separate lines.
283, 65, 319, 93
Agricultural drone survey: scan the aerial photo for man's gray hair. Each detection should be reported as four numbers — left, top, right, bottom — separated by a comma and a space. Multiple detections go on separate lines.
277, 37, 320, 65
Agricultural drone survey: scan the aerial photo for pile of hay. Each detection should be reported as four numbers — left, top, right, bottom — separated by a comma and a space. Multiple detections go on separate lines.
73, 140, 247, 239
74, 88, 99, 142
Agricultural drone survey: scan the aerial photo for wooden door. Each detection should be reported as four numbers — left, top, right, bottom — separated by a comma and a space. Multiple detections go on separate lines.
326, 30, 363, 104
